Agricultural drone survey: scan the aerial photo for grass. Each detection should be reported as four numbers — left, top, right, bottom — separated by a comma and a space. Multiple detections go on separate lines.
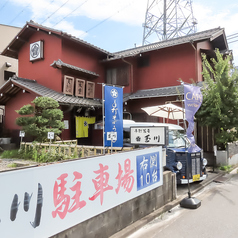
0, 147, 79, 163
1, 149, 21, 159
7, 163, 17, 168
219, 165, 232, 172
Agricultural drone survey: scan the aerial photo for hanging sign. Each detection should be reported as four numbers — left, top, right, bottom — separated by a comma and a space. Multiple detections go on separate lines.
104, 85, 123, 147
130, 126, 168, 145
184, 84, 203, 153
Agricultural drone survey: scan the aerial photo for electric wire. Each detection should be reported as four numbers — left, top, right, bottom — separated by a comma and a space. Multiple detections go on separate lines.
52, 0, 90, 28
0, 0, 10, 12
227, 33, 238, 44
32, 0, 55, 22
79, 0, 136, 37
227, 32, 238, 38
40, 0, 71, 25
9, 4, 30, 25
1, 0, 136, 39
228, 39, 238, 44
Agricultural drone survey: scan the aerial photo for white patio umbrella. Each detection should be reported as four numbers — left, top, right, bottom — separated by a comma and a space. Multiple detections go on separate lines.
141, 103, 185, 121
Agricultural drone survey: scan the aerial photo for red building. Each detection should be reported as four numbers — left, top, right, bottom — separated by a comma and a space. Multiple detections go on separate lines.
103, 27, 229, 123
0, 21, 230, 148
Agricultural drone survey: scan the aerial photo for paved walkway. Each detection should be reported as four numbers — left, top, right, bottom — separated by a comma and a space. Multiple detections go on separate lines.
127, 172, 238, 238
111, 168, 229, 238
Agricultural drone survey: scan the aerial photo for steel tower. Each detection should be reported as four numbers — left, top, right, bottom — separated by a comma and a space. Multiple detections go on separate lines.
142, 0, 197, 45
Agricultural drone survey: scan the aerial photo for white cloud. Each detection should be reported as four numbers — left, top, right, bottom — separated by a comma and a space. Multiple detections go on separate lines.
9, 0, 146, 26
53, 20, 86, 38
7, 0, 238, 65
8, 0, 146, 40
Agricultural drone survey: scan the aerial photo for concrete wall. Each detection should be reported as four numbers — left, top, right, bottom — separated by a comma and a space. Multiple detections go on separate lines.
216, 142, 238, 166
227, 142, 238, 166
0, 24, 21, 52
51, 171, 176, 238
0, 24, 21, 87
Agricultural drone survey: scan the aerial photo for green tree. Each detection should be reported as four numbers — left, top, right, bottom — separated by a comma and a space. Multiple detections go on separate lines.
196, 49, 238, 149
16, 97, 65, 142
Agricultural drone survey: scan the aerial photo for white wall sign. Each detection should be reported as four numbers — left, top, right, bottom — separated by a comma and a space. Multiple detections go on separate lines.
64, 120, 69, 130
47, 132, 54, 140
130, 126, 168, 145
0, 147, 163, 238
107, 131, 117, 141
30, 41, 43, 61
214, 145, 217, 156
19, 131, 25, 137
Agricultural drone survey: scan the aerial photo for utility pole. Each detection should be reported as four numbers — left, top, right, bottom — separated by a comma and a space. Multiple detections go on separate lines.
142, 0, 197, 45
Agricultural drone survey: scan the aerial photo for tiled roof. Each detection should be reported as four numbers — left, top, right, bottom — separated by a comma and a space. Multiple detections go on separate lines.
27, 20, 110, 55
0, 77, 101, 107
1, 20, 111, 59
124, 82, 204, 101
51, 59, 99, 78
108, 27, 227, 61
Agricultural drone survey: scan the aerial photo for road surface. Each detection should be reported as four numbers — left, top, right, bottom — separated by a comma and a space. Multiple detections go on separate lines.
128, 172, 238, 238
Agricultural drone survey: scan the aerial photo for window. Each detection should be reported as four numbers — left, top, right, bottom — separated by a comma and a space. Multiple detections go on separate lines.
106, 65, 129, 86
4, 71, 15, 81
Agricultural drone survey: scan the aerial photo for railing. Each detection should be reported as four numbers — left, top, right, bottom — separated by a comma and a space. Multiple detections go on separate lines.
20, 141, 133, 158
52, 140, 77, 145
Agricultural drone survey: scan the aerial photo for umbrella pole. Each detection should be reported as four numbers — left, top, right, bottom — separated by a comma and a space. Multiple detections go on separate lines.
167, 110, 171, 123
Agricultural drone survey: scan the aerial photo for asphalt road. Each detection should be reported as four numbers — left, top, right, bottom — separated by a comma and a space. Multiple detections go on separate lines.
128, 172, 238, 238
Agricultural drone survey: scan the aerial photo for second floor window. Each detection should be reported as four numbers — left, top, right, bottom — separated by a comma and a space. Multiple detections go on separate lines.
4, 71, 15, 81
106, 65, 129, 86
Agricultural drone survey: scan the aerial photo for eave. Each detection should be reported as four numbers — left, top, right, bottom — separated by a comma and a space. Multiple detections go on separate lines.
0, 77, 102, 107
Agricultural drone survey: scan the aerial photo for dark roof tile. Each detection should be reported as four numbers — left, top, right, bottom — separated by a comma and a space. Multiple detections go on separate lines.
0, 77, 101, 107
51, 59, 99, 78
124, 82, 203, 101
107, 27, 226, 61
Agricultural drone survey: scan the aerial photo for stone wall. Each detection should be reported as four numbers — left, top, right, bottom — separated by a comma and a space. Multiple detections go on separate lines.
227, 142, 238, 166
216, 142, 238, 166
51, 171, 176, 238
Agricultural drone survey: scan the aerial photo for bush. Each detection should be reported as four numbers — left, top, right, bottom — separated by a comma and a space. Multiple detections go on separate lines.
1, 145, 79, 163
1, 150, 21, 159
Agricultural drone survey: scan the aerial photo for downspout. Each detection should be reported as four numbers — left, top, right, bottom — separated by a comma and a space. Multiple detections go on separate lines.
121, 57, 134, 93
190, 41, 198, 82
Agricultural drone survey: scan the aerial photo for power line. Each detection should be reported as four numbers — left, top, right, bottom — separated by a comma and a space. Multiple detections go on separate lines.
227, 33, 238, 44
79, 0, 136, 38
227, 32, 238, 38
228, 39, 238, 44
0, 0, 10, 12
52, 0, 90, 28
227, 36, 238, 40
41, 0, 71, 25
31, 0, 56, 22
9, 4, 30, 24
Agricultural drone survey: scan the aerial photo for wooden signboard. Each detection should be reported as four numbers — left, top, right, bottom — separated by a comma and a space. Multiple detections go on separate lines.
75, 78, 85, 97
63, 75, 74, 95
86, 81, 95, 99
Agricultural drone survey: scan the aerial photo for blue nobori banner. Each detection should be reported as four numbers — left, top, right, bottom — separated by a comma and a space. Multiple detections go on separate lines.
104, 85, 123, 147
184, 84, 203, 153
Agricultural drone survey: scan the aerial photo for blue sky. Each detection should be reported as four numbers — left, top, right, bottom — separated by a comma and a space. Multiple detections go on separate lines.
1, 0, 238, 65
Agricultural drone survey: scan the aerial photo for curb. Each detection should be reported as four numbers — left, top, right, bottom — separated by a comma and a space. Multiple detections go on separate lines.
110, 170, 224, 238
